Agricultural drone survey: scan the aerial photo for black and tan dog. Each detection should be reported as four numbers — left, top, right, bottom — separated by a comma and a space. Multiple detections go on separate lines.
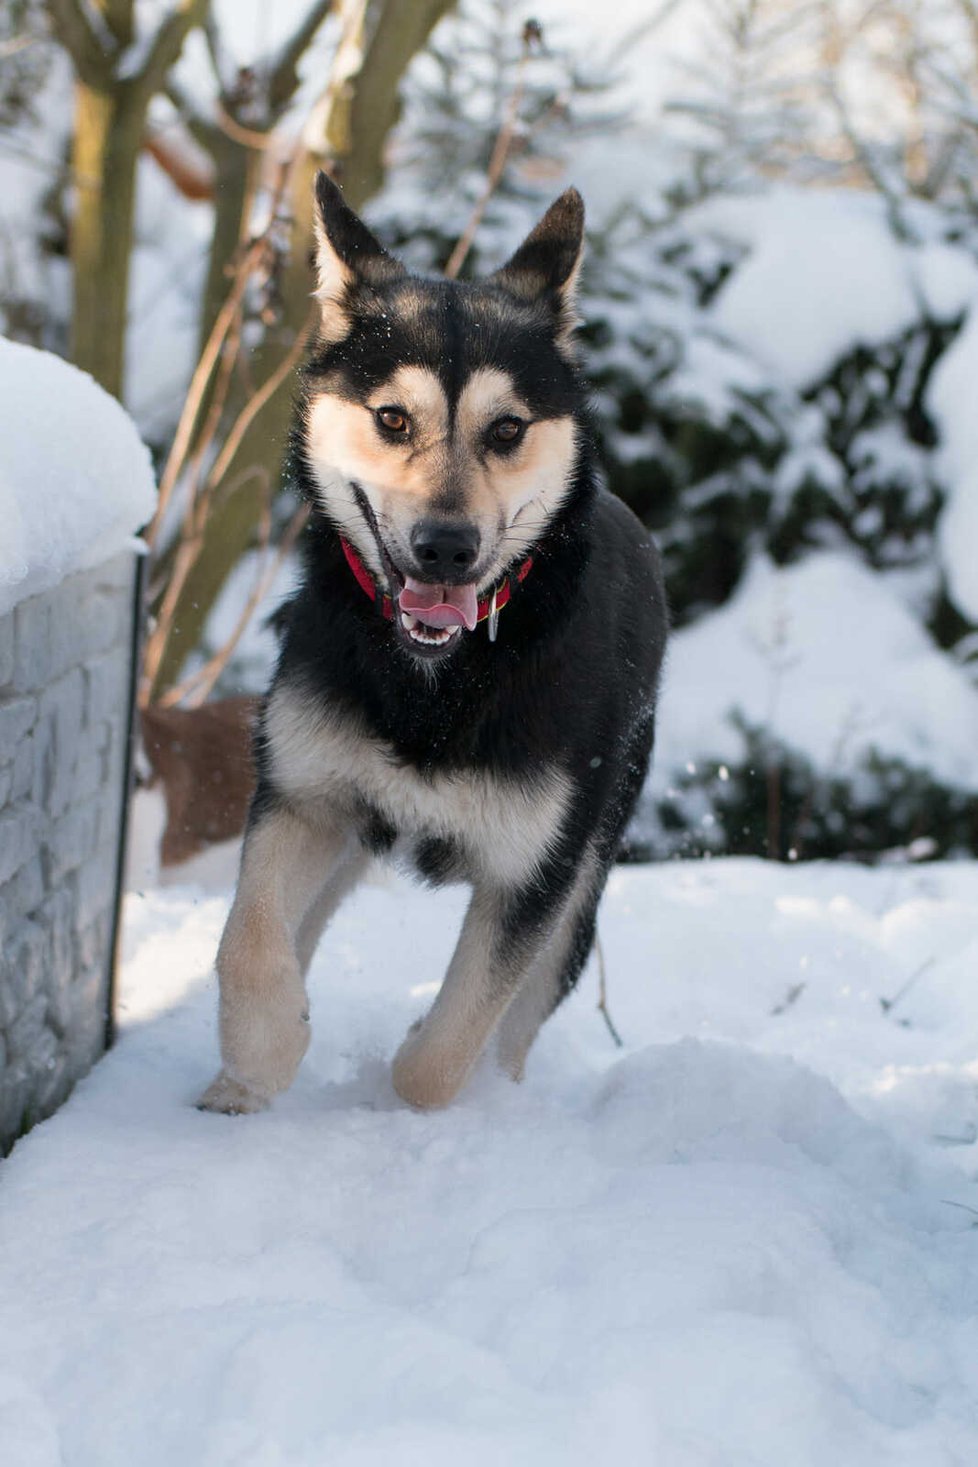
199, 174, 667, 1114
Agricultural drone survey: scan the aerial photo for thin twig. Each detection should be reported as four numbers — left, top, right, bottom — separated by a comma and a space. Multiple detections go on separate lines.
0, 34, 37, 59
148, 154, 294, 557
142, 308, 312, 696
443, 22, 539, 280
880, 956, 935, 1017
206, 305, 317, 491
145, 246, 256, 549
771, 981, 806, 1017
943, 1198, 978, 1223
595, 930, 624, 1048
159, 495, 310, 708
213, 102, 274, 150
182, 299, 246, 508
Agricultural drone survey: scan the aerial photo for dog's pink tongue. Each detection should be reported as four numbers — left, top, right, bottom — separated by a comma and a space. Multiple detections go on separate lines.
399, 577, 479, 632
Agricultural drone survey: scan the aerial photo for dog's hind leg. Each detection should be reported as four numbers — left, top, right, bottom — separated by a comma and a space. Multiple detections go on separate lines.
497, 723, 656, 1081
496, 852, 602, 1081
198, 802, 355, 1114
391, 885, 517, 1109
392, 853, 592, 1109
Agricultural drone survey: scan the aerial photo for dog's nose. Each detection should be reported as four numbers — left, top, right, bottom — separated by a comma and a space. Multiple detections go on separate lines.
410, 520, 480, 577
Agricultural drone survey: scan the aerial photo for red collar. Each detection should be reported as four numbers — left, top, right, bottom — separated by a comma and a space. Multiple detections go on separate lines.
339, 537, 533, 628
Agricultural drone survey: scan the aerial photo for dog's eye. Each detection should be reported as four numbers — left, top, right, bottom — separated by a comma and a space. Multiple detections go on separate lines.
376, 407, 410, 435
489, 417, 525, 448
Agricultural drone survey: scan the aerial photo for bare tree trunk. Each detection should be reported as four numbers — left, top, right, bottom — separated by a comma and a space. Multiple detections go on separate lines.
149, 0, 456, 697
70, 81, 142, 397
52, 0, 206, 397
196, 135, 256, 360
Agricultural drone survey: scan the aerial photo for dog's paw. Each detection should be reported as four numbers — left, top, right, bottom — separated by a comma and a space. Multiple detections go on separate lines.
196, 1071, 270, 1115
391, 1028, 466, 1110
217, 983, 311, 1101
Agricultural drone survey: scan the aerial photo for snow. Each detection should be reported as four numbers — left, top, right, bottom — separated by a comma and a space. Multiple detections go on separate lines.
701, 188, 978, 389
0, 339, 157, 617
651, 551, 978, 796
928, 306, 978, 624
2, 856, 978, 1463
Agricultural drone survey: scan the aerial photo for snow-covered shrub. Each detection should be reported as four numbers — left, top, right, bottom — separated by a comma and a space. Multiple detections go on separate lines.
580, 189, 973, 626
643, 721, 977, 864
633, 553, 978, 861
0, 1, 51, 131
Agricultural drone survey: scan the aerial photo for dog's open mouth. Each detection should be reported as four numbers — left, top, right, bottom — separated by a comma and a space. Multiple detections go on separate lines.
396, 576, 479, 653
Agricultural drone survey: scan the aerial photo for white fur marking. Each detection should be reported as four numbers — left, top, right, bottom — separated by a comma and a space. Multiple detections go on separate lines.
266, 686, 571, 888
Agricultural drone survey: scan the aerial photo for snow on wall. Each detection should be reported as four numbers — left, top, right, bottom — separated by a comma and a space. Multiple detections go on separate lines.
0, 338, 156, 617
0, 345, 155, 1149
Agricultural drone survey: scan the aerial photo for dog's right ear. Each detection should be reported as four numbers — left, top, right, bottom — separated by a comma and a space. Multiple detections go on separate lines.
312, 171, 404, 341
489, 188, 585, 350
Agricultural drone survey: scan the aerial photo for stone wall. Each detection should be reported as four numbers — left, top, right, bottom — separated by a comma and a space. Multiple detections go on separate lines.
0, 551, 137, 1151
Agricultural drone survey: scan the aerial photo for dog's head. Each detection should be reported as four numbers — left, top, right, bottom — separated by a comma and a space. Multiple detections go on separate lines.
300, 172, 587, 662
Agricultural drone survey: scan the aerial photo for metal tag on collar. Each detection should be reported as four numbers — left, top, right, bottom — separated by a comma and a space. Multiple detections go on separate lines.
487, 584, 499, 642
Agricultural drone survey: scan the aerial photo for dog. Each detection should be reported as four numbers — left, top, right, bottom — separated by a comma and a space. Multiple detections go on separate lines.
198, 173, 667, 1114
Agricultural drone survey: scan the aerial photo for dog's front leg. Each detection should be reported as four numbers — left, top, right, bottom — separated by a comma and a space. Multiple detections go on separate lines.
198, 802, 353, 1114
392, 878, 562, 1109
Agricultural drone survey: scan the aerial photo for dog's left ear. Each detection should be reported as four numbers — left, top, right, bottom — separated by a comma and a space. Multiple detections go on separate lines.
312, 171, 405, 341
489, 188, 585, 347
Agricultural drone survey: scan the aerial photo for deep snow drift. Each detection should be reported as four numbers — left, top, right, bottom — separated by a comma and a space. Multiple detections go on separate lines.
2, 857, 978, 1465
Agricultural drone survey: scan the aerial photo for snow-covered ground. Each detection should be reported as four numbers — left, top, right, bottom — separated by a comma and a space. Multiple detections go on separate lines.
3, 856, 978, 1464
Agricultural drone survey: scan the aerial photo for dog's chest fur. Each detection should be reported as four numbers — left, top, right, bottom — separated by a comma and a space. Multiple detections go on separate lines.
265, 685, 570, 887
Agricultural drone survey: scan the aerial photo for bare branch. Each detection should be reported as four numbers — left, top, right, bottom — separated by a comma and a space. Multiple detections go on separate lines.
135, 0, 208, 100
604, 0, 684, 71
595, 933, 624, 1049
213, 102, 275, 150
162, 500, 310, 709
145, 245, 254, 550
144, 127, 214, 199
443, 23, 536, 280
202, 6, 233, 95
164, 78, 219, 149
822, 65, 915, 241
267, 0, 335, 116
0, 34, 37, 61
206, 305, 317, 489
47, 0, 113, 87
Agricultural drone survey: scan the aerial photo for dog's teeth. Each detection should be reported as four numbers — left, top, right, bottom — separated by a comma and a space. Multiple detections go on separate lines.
402, 616, 459, 648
